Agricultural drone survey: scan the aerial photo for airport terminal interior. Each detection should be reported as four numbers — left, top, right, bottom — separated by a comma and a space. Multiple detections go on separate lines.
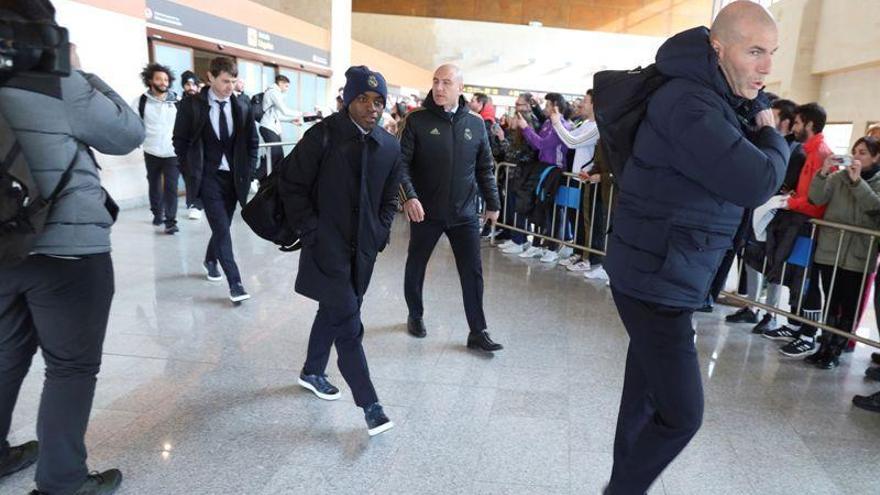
3, 0, 880, 494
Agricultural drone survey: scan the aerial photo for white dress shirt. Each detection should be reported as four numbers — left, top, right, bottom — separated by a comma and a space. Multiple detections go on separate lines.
208, 89, 234, 171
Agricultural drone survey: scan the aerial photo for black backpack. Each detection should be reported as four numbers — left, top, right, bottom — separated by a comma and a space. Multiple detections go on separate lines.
251, 92, 265, 123
241, 127, 329, 251
593, 64, 668, 182
0, 111, 78, 268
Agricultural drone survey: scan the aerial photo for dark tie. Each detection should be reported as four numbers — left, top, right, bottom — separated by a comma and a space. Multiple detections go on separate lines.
218, 100, 230, 145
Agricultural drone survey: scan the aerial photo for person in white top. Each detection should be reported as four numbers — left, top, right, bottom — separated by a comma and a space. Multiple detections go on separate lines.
550, 90, 609, 280
131, 63, 181, 234
258, 75, 302, 179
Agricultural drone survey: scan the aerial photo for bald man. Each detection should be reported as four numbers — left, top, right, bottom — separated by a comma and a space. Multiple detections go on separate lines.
602, 2, 789, 493
399, 64, 503, 352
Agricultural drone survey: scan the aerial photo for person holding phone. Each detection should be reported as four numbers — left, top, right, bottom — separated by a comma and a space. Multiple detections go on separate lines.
794, 137, 880, 370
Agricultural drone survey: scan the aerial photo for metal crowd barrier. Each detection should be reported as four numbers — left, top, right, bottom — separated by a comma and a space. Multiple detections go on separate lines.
490, 161, 880, 350
258, 140, 298, 176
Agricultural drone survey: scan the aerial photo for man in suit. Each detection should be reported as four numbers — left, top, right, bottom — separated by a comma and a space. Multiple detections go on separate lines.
173, 57, 258, 303
279, 66, 400, 436
399, 64, 503, 352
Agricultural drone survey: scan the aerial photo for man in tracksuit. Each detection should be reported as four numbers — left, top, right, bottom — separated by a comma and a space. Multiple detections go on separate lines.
399, 64, 503, 352
601, 2, 789, 493
133, 63, 181, 234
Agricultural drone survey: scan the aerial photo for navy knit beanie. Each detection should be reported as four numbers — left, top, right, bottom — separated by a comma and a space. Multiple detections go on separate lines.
343, 66, 387, 108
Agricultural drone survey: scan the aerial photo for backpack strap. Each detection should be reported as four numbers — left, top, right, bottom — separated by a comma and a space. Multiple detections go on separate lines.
138, 94, 147, 120
47, 145, 82, 202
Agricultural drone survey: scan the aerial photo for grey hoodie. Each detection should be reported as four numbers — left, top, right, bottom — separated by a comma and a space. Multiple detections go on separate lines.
0, 70, 145, 256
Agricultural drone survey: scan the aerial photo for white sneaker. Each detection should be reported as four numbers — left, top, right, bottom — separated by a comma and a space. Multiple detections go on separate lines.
502, 243, 529, 254
559, 255, 581, 267
558, 246, 574, 259
497, 240, 517, 250
519, 246, 544, 259
585, 266, 609, 281
540, 250, 559, 264
187, 207, 202, 220
567, 260, 592, 272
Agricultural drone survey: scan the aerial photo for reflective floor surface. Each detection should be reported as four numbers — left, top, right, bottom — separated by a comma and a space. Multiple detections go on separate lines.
4, 207, 880, 494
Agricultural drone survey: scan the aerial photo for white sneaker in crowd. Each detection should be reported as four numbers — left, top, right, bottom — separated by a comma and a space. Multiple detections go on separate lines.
519, 246, 544, 259
558, 246, 574, 259
585, 266, 609, 281
559, 255, 581, 267
567, 260, 592, 272
187, 207, 202, 220
540, 250, 559, 264
497, 240, 517, 250
503, 242, 529, 254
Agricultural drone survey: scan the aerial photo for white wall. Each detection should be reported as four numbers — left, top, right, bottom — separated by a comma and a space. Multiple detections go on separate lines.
54, 0, 151, 208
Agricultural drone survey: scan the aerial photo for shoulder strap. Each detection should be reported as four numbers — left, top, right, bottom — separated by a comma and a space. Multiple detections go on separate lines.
138, 94, 147, 120
48, 145, 82, 202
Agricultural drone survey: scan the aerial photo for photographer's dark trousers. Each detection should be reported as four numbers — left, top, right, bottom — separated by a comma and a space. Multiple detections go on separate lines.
303, 288, 379, 408
607, 288, 703, 495
405, 218, 487, 333
144, 153, 180, 226
0, 254, 114, 494
258, 127, 283, 181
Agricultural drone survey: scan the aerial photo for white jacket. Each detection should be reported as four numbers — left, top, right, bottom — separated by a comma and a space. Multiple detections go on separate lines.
259, 84, 301, 136
131, 91, 177, 158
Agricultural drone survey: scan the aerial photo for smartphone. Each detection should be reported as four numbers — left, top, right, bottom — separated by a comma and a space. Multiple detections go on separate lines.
832, 154, 853, 167
302, 114, 321, 123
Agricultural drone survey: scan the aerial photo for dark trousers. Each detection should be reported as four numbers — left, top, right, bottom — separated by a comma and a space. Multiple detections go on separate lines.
200, 170, 241, 287
0, 254, 114, 494
607, 288, 703, 495
258, 127, 283, 181
144, 153, 180, 226
303, 288, 378, 408
575, 182, 607, 264
800, 263, 864, 338
404, 218, 487, 333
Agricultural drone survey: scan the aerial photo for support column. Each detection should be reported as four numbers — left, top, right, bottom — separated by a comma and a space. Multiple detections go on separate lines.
330, 0, 352, 109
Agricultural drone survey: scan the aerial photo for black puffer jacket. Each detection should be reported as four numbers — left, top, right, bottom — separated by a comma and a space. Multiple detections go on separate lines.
399, 92, 500, 225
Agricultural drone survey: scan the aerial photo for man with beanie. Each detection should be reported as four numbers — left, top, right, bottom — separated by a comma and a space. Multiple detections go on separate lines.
399, 64, 503, 352
180, 70, 200, 98
279, 66, 400, 436
178, 70, 204, 220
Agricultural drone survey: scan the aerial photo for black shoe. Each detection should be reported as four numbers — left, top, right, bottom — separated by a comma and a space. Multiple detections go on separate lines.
805, 337, 829, 365
0, 441, 38, 478
695, 304, 714, 313
751, 313, 773, 334
364, 403, 394, 436
151, 215, 162, 226
467, 330, 503, 352
865, 367, 880, 382
229, 283, 251, 303
726, 307, 758, 324
763, 325, 801, 342
816, 353, 840, 370
297, 372, 341, 401
203, 260, 222, 282
407, 317, 427, 338
164, 223, 179, 235
872, 353, 880, 365
853, 391, 880, 413
74, 469, 123, 495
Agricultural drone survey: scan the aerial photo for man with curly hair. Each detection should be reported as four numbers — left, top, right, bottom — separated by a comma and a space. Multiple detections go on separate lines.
132, 63, 181, 234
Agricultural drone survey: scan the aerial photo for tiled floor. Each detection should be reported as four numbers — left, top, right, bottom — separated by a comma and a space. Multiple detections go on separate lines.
3, 209, 880, 494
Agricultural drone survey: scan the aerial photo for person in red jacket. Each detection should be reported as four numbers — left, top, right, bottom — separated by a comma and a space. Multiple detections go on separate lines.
777, 102, 836, 359
785, 103, 832, 217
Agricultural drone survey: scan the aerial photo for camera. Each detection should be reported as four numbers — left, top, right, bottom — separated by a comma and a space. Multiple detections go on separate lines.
0, 18, 71, 82
832, 154, 853, 167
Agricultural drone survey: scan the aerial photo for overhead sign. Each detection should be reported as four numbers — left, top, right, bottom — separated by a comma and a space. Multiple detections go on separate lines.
145, 0, 330, 67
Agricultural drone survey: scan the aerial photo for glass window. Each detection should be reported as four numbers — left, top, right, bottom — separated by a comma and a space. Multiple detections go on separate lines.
261, 65, 276, 94
824, 123, 854, 155
279, 68, 302, 151
153, 42, 193, 94
315, 76, 328, 114
236, 58, 262, 99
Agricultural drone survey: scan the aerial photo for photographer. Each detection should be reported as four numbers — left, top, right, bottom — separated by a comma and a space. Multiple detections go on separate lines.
0, 1, 144, 494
